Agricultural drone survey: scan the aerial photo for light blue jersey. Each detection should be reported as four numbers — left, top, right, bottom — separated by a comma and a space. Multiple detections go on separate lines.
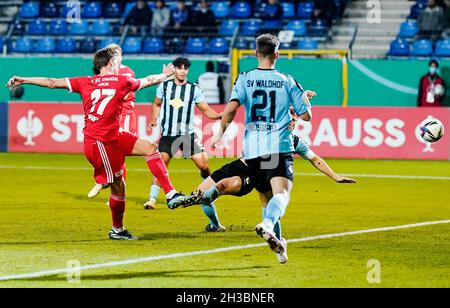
230, 69, 311, 159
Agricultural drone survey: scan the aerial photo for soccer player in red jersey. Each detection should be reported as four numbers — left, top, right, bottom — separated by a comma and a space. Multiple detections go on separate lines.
5, 47, 192, 240
87, 44, 138, 198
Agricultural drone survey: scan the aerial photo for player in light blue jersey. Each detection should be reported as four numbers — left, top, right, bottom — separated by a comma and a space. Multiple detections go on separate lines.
211, 34, 313, 259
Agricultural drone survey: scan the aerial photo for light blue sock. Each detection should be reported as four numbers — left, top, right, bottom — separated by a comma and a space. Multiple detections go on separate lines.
201, 186, 220, 204
201, 203, 220, 227
262, 207, 282, 240
149, 184, 161, 201
263, 193, 288, 230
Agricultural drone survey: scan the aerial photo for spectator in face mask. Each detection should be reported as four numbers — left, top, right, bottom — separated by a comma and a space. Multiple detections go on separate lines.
418, 59, 446, 107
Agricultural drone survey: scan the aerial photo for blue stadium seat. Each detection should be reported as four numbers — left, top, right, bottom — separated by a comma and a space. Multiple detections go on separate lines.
122, 37, 142, 54
0, 37, 3, 49
168, 37, 185, 53
241, 20, 262, 36
90, 20, 111, 35
248, 40, 256, 50
69, 21, 89, 35
387, 39, 410, 57
49, 19, 68, 35
143, 38, 164, 54
254, 2, 267, 18
408, 3, 426, 19
281, 2, 296, 19
104, 2, 122, 18
208, 38, 229, 54
123, 2, 136, 18
41, 2, 58, 18
297, 39, 318, 50
28, 20, 47, 35
99, 37, 120, 48
13, 37, 32, 53
398, 21, 418, 38
286, 20, 307, 36
263, 20, 283, 30
20, 2, 40, 18
280, 42, 292, 49
186, 38, 207, 54
219, 20, 239, 36
82, 2, 102, 18
35, 38, 55, 53
79, 38, 96, 53
234, 37, 248, 49
411, 39, 433, 57
211, 2, 230, 18
56, 38, 77, 53
231, 2, 252, 18
308, 19, 329, 37
12, 20, 25, 35
297, 2, 314, 19
435, 39, 450, 57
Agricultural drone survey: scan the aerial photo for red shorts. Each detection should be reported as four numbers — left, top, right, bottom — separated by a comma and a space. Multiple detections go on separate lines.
119, 112, 137, 135
84, 132, 139, 184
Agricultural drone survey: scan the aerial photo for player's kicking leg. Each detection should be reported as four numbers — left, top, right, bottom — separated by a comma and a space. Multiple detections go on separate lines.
144, 152, 171, 210
131, 137, 194, 209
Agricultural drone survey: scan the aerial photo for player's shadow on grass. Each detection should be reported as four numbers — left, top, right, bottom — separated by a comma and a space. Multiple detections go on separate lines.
57, 191, 95, 201
137, 232, 204, 241
25, 265, 271, 282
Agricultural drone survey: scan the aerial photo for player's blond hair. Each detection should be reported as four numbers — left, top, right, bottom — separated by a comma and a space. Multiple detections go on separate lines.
106, 44, 122, 55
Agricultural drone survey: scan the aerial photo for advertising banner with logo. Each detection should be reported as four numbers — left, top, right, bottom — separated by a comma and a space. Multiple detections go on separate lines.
8, 102, 450, 160
0, 103, 8, 152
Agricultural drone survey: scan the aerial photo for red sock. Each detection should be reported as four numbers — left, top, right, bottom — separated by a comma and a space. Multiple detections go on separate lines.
145, 152, 175, 194
109, 194, 126, 229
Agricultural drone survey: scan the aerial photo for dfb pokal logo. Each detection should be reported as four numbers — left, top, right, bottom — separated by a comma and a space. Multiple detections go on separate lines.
415, 115, 435, 153
17, 110, 43, 146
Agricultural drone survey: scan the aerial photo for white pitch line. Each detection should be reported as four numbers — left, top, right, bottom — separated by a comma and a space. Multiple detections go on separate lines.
0, 165, 449, 180
0, 219, 449, 282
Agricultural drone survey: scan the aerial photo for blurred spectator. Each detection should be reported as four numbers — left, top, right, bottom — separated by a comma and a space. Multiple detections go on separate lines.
151, 0, 171, 36
418, 59, 446, 107
418, 0, 445, 40
193, 1, 217, 35
436, 0, 448, 11
172, 0, 192, 29
262, 0, 283, 21
198, 61, 225, 104
123, 0, 153, 35
314, 0, 337, 25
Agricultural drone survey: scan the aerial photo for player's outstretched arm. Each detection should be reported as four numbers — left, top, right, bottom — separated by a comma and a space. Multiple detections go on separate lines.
149, 97, 163, 128
139, 64, 175, 90
309, 155, 357, 184
6, 76, 68, 90
211, 100, 239, 149
197, 101, 222, 120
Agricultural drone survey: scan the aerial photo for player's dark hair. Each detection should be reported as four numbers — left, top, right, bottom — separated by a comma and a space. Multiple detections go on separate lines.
256, 34, 280, 58
93, 47, 117, 72
173, 57, 191, 69
206, 61, 214, 72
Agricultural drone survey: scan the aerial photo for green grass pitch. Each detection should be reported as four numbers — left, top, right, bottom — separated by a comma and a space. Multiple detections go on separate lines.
0, 153, 449, 288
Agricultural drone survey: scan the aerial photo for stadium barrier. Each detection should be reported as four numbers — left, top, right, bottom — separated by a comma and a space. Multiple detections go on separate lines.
8, 102, 450, 160
0, 102, 7, 152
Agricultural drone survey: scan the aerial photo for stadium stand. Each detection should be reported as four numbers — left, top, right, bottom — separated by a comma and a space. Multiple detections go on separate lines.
2, 0, 349, 56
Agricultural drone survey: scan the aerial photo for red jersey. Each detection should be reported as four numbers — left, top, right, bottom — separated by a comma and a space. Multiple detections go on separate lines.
66, 75, 141, 142
418, 74, 445, 107
119, 65, 136, 115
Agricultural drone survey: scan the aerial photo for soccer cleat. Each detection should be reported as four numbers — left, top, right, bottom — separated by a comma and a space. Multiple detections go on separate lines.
108, 229, 138, 241
205, 223, 226, 232
88, 183, 109, 198
143, 199, 156, 210
255, 223, 285, 254
276, 238, 288, 264
167, 192, 201, 210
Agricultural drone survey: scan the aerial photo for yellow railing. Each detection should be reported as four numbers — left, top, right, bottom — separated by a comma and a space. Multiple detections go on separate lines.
231, 49, 349, 107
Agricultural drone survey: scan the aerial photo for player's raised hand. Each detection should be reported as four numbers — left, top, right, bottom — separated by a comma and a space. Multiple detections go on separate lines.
5, 76, 25, 90
163, 63, 175, 77
335, 176, 357, 184
306, 90, 316, 99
